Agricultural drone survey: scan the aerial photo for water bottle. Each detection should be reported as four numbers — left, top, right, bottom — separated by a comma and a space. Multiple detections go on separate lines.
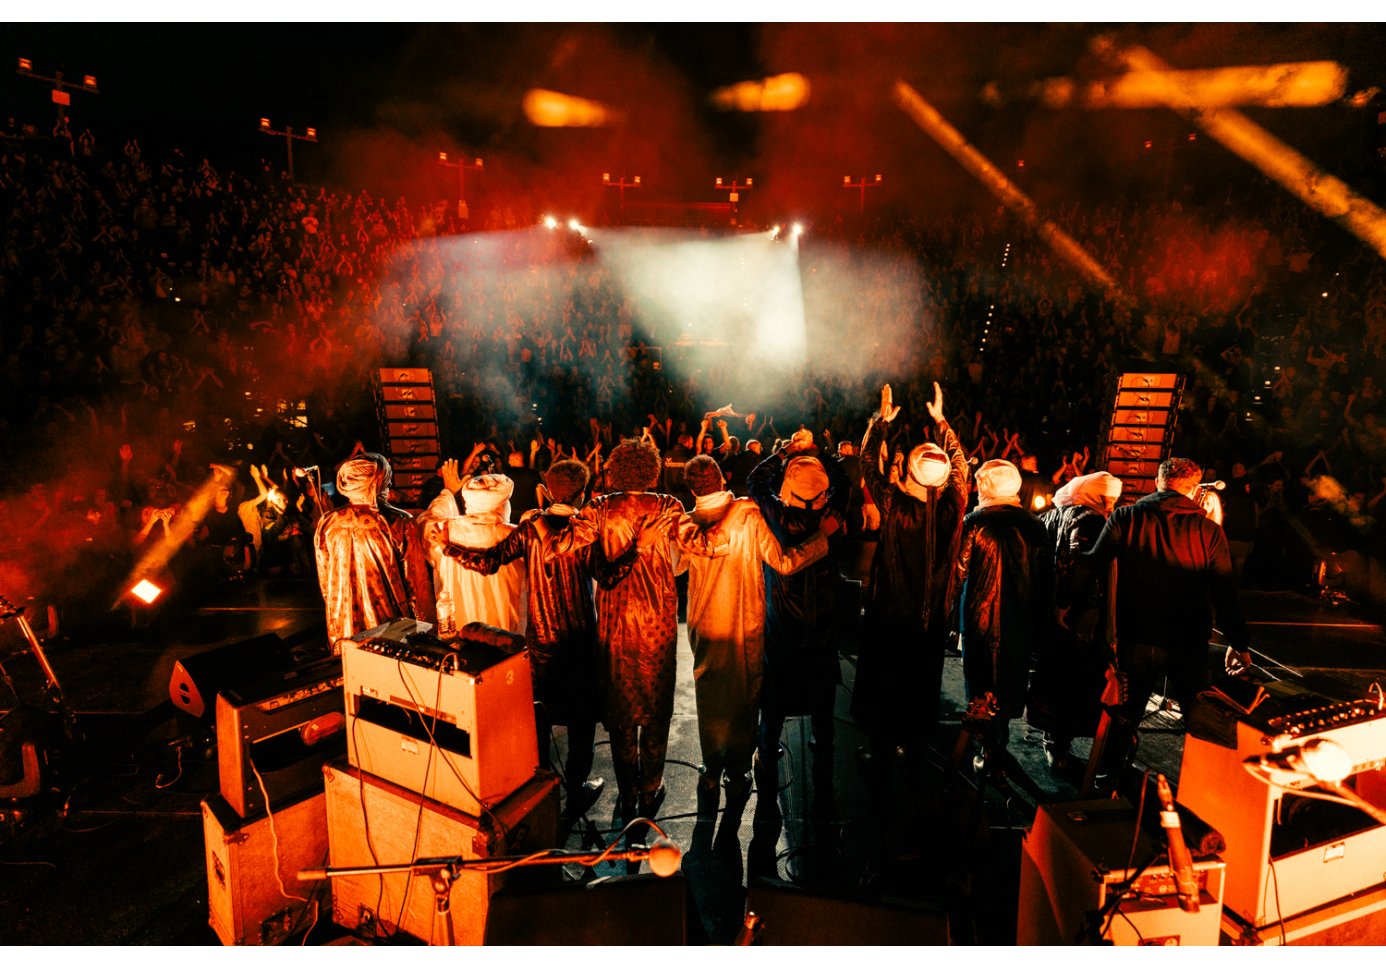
436, 590, 456, 639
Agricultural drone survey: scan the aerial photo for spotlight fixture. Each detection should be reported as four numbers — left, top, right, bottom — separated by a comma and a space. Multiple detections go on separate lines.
543, 215, 559, 229
131, 579, 164, 605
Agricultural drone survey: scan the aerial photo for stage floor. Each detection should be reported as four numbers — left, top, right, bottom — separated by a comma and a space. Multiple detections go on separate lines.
0, 576, 1381, 945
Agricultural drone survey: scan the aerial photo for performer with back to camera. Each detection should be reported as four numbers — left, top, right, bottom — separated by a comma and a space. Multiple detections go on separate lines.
1082, 456, 1253, 791
314, 454, 416, 654
852, 381, 969, 793
951, 458, 1053, 778
679, 453, 838, 848
419, 458, 525, 635
747, 429, 849, 821
441, 458, 638, 824
1029, 470, 1124, 773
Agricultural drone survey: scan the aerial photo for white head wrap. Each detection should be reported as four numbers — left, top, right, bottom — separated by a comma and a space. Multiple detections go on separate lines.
779, 456, 830, 510
976, 459, 1023, 508
461, 473, 514, 520
337, 457, 383, 506
1053, 471, 1122, 514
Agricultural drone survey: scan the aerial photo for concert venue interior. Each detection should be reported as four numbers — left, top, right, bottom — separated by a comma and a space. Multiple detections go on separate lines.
3, 19, 1386, 950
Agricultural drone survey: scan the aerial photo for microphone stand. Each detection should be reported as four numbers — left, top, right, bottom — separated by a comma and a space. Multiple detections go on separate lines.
298, 820, 678, 945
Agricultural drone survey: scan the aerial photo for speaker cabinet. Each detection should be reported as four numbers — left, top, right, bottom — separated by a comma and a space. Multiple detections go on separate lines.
322, 761, 559, 945
202, 790, 329, 946
170, 634, 293, 719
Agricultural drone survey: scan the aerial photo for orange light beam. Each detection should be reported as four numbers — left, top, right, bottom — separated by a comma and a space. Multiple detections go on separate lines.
999, 61, 1349, 110
893, 80, 1132, 306
1092, 38, 1386, 263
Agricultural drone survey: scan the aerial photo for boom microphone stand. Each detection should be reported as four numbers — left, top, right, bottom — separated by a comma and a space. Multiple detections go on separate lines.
298, 818, 682, 945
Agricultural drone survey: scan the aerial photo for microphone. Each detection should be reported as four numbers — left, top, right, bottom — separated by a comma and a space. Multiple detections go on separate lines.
1197, 480, 1226, 491
645, 836, 682, 878
1155, 774, 1200, 913
293, 465, 320, 478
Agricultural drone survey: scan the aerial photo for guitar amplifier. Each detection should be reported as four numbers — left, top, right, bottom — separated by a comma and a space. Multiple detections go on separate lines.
1018, 799, 1225, 945
343, 630, 537, 815
1179, 679, 1386, 932
216, 656, 347, 819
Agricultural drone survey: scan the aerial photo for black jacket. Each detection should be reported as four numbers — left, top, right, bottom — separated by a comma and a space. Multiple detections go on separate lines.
954, 503, 1053, 717
1083, 489, 1248, 651
860, 415, 969, 628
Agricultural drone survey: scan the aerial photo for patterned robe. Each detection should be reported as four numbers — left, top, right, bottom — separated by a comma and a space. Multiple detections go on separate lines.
544, 491, 726, 728
449, 511, 634, 725
314, 504, 412, 653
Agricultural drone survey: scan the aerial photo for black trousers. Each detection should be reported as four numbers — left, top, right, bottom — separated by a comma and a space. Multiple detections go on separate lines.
1096, 639, 1211, 778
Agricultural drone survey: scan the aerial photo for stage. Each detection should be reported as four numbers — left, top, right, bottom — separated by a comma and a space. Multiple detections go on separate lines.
0, 576, 1382, 945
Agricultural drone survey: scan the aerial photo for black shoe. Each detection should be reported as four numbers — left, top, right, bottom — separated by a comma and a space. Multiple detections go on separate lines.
562, 778, 604, 822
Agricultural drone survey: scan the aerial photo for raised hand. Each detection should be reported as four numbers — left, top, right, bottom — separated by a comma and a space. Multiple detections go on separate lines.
880, 383, 901, 423
924, 381, 944, 423
440, 458, 464, 493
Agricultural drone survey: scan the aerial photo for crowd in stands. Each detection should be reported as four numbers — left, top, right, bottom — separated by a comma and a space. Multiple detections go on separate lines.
2, 123, 1384, 634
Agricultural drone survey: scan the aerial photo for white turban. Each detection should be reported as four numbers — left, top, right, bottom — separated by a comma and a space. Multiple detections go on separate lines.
461, 473, 514, 519
337, 457, 384, 506
976, 459, 1022, 508
1053, 471, 1122, 514
779, 456, 830, 510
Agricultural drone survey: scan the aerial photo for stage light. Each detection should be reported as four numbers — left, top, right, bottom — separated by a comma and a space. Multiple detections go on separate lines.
131, 579, 163, 605
18, 57, 32, 72
543, 215, 558, 229
710, 72, 810, 112
259, 117, 271, 131
82, 75, 97, 89
791, 223, 804, 237
1032, 494, 1050, 512
523, 88, 615, 127
568, 218, 582, 232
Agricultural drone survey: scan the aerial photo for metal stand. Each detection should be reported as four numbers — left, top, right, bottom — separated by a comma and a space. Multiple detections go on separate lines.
298, 820, 679, 945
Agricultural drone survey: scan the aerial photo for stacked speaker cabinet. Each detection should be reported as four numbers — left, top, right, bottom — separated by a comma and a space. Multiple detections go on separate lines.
374, 367, 441, 511
1017, 798, 1226, 946
202, 787, 329, 946
1102, 372, 1185, 503
325, 622, 555, 945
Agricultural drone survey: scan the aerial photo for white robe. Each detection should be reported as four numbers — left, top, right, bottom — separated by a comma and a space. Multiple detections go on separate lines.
419, 490, 526, 635
681, 495, 828, 775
